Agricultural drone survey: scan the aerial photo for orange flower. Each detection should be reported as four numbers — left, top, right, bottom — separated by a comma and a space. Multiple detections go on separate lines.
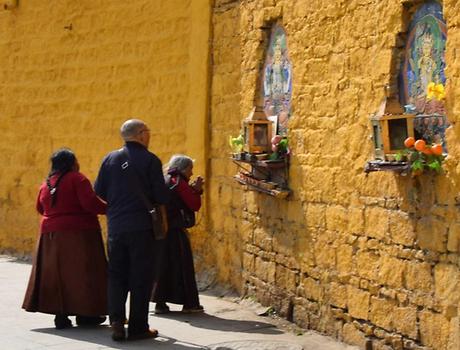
414, 139, 426, 151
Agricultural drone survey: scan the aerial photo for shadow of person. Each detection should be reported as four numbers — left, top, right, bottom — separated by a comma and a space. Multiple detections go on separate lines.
32, 326, 208, 349
151, 311, 283, 335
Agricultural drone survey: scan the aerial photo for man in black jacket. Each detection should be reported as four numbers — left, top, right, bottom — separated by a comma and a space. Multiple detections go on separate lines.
95, 119, 170, 341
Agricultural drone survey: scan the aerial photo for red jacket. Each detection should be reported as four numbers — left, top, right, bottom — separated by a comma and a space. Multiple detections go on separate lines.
169, 175, 201, 212
36, 171, 106, 233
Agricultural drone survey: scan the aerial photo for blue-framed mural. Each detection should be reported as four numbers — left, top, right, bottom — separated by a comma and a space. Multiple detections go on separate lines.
399, 0, 448, 147
262, 24, 292, 136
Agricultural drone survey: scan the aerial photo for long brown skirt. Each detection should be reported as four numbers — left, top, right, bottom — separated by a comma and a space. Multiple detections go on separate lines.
22, 230, 108, 316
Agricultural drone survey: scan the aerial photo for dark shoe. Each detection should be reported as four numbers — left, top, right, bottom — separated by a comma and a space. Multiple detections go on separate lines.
76, 315, 107, 326
181, 305, 204, 314
111, 322, 125, 341
54, 314, 72, 329
127, 328, 159, 341
154, 302, 170, 314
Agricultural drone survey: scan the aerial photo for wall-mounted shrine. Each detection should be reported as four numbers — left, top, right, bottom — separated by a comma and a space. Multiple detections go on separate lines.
366, 1, 448, 175
231, 24, 292, 198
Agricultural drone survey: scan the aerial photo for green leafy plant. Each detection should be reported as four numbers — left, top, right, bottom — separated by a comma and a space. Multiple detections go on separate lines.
278, 138, 289, 153
394, 151, 406, 162
229, 134, 244, 153
397, 137, 445, 176
269, 136, 289, 160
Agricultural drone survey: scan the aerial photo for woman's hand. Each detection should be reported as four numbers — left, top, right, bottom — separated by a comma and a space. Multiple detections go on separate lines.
191, 176, 204, 193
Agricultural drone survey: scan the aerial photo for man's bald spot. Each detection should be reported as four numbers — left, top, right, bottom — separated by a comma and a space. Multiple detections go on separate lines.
120, 119, 146, 141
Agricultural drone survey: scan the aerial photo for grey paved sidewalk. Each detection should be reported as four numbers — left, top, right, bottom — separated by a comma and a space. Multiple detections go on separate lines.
0, 256, 358, 350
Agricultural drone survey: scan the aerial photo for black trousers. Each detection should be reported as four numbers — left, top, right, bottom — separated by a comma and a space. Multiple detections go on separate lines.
107, 229, 155, 334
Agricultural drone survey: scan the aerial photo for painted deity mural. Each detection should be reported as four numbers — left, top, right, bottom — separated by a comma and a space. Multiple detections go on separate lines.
399, 1, 448, 147
262, 25, 292, 136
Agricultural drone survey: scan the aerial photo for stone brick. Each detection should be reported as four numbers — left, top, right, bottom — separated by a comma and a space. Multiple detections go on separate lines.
379, 287, 396, 300
366, 239, 381, 250
314, 240, 336, 269
447, 223, 460, 252
393, 306, 418, 339
328, 282, 347, 308
364, 207, 389, 239
434, 263, 460, 306
416, 217, 447, 252
448, 315, 460, 350
410, 292, 441, 311
253, 227, 273, 251
275, 253, 299, 270
405, 261, 433, 293
347, 286, 370, 320
305, 203, 327, 229
292, 304, 309, 329
254, 257, 275, 284
341, 323, 367, 348
389, 211, 416, 247
243, 252, 255, 272
325, 205, 348, 233
240, 220, 254, 243
373, 327, 388, 339
297, 238, 316, 272
347, 207, 365, 235
299, 277, 322, 301
273, 228, 297, 256
244, 192, 260, 215
419, 311, 451, 350
396, 291, 408, 304
369, 297, 396, 331
379, 255, 405, 289
359, 279, 369, 290
372, 341, 394, 350
336, 244, 353, 275
275, 264, 298, 292
356, 251, 380, 281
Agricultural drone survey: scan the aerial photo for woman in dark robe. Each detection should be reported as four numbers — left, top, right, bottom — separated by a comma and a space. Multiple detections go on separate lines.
152, 154, 204, 314
22, 148, 108, 329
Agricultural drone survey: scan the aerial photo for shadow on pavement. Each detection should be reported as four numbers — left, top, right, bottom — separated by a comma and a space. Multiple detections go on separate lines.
32, 326, 208, 349
152, 312, 283, 334
2, 255, 31, 264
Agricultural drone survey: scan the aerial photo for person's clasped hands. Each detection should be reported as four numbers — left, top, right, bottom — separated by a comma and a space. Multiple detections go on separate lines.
190, 176, 204, 193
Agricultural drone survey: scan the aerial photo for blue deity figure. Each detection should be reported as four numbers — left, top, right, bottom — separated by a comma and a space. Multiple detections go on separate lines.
262, 25, 292, 135
399, 0, 448, 149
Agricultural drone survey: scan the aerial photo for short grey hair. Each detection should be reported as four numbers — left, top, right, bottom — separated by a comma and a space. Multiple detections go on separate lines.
120, 119, 146, 140
167, 154, 194, 173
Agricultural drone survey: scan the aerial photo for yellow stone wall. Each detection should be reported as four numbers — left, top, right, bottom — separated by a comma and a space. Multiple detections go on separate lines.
0, 0, 210, 253
207, 0, 460, 349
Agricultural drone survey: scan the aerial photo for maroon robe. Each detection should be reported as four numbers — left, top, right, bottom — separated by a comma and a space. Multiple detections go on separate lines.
151, 173, 202, 307
22, 171, 108, 316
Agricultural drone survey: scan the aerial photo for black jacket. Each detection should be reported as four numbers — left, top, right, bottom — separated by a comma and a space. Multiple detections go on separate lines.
95, 141, 170, 235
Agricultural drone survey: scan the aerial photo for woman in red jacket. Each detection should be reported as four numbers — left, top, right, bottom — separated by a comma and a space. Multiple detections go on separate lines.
23, 148, 108, 329
152, 154, 204, 314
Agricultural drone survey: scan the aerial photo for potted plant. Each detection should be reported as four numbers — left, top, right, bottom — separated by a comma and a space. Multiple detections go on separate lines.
229, 134, 244, 160
269, 135, 289, 160
395, 137, 445, 177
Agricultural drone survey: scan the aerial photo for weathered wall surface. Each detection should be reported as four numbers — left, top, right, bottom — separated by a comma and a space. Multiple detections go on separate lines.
3, 0, 460, 348
207, 0, 460, 349
0, 0, 210, 253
